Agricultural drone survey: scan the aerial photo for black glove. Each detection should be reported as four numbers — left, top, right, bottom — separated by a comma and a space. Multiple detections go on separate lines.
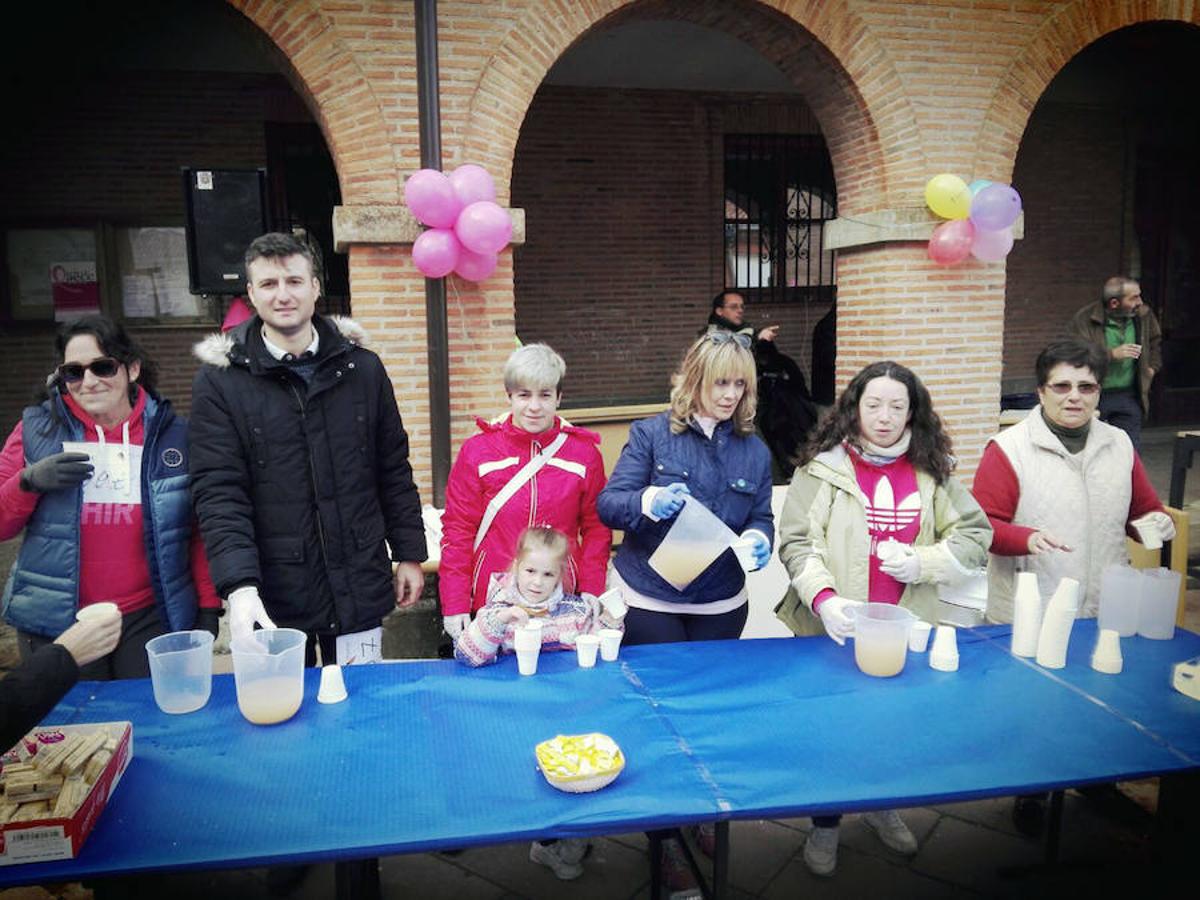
19, 452, 93, 493
194, 608, 221, 639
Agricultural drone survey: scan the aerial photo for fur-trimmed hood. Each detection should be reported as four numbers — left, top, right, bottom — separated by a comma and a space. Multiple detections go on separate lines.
193, 315, 367, 368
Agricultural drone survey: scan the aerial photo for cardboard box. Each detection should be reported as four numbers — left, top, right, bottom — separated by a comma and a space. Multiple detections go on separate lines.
0, 722, 132, 865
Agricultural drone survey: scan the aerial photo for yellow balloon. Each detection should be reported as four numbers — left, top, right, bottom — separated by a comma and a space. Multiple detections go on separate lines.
925, 174, 971, 220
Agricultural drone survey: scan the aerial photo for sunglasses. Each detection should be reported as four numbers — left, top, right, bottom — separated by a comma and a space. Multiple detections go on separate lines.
1044, 381, 1100, 396
708, 331, 752, 350
57, 357, 123, 384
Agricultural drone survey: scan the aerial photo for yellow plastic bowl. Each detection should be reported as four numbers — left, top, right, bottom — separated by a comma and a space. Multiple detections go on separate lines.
535, 733, 625, 793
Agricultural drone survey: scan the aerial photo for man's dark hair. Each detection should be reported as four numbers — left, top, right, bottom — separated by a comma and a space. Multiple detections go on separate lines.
244, 232, 316, 275
1035, 339, 1107, 386
712, 289, 741, 313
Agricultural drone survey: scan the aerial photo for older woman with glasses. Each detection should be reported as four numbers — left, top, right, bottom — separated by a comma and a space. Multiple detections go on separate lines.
973, 338, 1172, 624
0, 315, 221, 680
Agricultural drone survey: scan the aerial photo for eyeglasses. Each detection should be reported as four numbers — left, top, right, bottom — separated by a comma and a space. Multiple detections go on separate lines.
708, 331, 752, 350
57, 357, 122, 383
1045, 381, 1100, 396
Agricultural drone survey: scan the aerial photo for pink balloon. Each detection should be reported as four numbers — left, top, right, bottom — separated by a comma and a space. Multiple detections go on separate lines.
404, 169, 461, 229
453, 247, 498, 282
970, 226, 1014, 262
448, 164, 496, 207
454, 200, 513, 254
412, 228, 461, 278
927, 219, 975, 266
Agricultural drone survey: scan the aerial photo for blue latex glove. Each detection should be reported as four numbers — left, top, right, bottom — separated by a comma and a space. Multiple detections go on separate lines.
649, 482, 690, 520
740, 531, 772, 571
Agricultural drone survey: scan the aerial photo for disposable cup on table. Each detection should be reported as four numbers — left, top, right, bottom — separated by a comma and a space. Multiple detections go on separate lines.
513, 623, 542, 676
1090, 629, 1123, 675
929, 625, 959, 672
145, 630, 214, 714
318, 664, 348, 703
908, 620, 932, 653
230, 628, 306, 724
575, 634, 600, 668
598, 628, 623, 662
1011, 571, 1043, 656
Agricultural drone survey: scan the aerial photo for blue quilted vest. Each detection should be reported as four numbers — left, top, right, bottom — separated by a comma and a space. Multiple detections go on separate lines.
2, 391, 198, 638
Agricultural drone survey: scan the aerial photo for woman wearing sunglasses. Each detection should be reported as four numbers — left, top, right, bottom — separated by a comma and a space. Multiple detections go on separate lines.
775, 360, 991, 875
597, 331, 773, 885
0, 315, 221, 679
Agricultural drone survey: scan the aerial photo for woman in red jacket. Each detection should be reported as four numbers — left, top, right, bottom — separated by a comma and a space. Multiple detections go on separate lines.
438, 343, 612, 644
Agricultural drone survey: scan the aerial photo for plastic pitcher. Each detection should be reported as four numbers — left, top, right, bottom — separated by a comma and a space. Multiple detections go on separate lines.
230, 628, 307, 725
849, 603, 917, 678
1137, 567, 1180, 640
1098, 564, 1141, 637
648, 496, 737, 590
145, 630, 214, 714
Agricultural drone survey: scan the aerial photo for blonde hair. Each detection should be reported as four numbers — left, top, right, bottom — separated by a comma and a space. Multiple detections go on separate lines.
512, 525, 570, 576
504, 343, 566, 394
668, 334, 757, 435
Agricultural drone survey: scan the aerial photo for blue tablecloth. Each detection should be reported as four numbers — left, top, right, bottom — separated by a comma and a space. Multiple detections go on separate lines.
2, 622, 1197, 885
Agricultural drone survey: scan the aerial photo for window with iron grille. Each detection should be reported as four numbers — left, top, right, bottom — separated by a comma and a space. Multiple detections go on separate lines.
724, 134, 837, 304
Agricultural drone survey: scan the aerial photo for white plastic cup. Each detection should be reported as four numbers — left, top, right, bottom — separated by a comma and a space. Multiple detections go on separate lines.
929, 625, 959, 672
599, 628, 623, 662
597, 588, 627, 620
317, 664, 348, 703
731, 538, 758, 573
1011, 571, 1043, 657
230, 628, 306, 725
145, 630, 214, 714
1131, 514, 1163, 551
1090, 629, 1123, 675
1036, 577, 1080, 669
575, 634, 601, 668
76, 601, 120, 624
513, 623, 542, 676
908, 620, 932, 653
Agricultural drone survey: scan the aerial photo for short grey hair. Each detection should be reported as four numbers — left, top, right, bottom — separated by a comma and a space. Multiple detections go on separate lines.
504, 343, 566, 394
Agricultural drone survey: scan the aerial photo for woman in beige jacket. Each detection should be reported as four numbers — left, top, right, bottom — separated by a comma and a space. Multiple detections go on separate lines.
775, 360, 992, 877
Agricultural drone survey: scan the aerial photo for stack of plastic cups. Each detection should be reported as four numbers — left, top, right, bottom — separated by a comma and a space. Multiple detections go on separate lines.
1011, 571, 1042, 657
1036, 577, 1080, 669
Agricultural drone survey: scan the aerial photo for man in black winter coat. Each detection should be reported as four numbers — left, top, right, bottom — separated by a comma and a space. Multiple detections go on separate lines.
189, 232, 427, 663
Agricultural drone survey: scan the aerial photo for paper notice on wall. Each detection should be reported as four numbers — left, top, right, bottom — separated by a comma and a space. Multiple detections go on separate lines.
122, 275, 156, 317
50, 261, 100, 321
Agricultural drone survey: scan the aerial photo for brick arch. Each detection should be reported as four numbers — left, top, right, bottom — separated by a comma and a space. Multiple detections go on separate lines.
464, 0, 915, 214
226, 0, 398, 204
976, 0, 1200, 181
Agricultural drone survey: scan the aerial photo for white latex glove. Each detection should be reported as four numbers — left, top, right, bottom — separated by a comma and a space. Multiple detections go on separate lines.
817, 596, 863, 646
443, 613, 470, 640
879, 547, 921, 584
227, 586, 276, 641
1132, 511, 1175, 548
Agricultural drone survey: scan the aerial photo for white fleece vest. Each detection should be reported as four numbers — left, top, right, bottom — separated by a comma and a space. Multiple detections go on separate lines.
986, 410, 1133, 621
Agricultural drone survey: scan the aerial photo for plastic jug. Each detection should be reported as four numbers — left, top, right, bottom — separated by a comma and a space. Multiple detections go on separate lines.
849, 603, 917, 677
1098, 564, 1141, 637
648, 496, 737, 591
145, 630, 214, 714
1137, 567, 1180, 640
230, 628, 307, 725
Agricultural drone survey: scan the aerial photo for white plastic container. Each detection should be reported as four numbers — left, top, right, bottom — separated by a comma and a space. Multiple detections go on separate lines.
230, 628, 306, 725
648, 496, 737, 590
849, 603, 916, 678
1097, 564, 1141, 638
145, 630, 214, 714
1137, 567, 1180, 640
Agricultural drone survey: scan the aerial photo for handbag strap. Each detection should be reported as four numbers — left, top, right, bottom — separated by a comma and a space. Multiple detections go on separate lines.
473, 431, 569, 551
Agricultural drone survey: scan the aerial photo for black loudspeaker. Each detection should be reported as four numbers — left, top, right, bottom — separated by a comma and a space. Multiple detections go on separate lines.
182, 168, 269, 295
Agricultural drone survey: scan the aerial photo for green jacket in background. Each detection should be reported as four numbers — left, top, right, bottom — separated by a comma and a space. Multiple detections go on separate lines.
774, 444, 992, 635
1069, 300, 1162, 417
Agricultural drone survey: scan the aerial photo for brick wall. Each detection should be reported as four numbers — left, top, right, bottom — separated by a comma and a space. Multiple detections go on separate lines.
512, 85, 832, 409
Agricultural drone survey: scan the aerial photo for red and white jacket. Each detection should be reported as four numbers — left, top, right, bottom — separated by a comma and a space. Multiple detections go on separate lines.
439, 415, 612, 615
